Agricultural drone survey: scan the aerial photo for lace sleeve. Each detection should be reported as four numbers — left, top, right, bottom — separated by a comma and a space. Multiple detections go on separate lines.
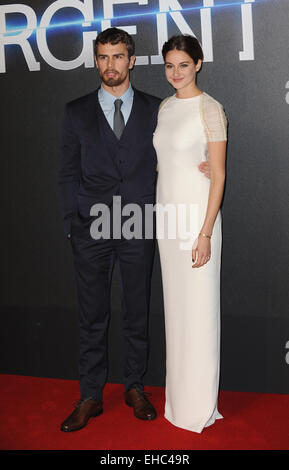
201, 93, 227, 142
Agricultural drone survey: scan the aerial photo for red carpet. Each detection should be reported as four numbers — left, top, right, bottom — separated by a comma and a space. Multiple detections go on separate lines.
0, 374, 288, 450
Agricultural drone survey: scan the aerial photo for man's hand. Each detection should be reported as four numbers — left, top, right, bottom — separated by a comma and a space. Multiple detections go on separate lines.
198, 161, 210, 179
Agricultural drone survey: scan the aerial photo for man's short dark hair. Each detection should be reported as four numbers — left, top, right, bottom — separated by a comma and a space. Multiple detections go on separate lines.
94, 27, 135, 58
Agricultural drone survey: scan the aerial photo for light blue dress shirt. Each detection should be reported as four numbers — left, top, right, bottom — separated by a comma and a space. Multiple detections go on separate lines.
98, 83, 134, 130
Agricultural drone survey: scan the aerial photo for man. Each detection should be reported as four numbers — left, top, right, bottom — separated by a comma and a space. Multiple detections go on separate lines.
59, 27, 210, 432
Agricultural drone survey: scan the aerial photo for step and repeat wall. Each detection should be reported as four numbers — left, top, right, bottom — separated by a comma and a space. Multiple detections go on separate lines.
0, 0, 288, 392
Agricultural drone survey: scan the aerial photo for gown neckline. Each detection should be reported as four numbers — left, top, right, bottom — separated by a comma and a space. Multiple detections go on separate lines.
173, 91, 204, 101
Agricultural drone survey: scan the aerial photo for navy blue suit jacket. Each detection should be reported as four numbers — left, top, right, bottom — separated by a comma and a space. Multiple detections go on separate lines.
59, 87, 161, 237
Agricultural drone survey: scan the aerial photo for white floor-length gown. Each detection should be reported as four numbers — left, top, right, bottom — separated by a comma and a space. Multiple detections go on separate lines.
153, 92, 227, 433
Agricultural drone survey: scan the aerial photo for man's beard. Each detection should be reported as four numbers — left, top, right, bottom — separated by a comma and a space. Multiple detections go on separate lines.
101, 71, 127, 87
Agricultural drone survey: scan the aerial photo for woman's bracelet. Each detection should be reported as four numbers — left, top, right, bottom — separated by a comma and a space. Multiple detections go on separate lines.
199, 232, 212, 239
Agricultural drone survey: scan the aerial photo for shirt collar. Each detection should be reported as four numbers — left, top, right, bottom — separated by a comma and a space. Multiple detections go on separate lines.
98, 83, 134, 109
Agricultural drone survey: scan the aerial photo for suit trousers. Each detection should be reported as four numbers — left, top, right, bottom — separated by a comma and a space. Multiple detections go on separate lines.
71, 234, 155, 401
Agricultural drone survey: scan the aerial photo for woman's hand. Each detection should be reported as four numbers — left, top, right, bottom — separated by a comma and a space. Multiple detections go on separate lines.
192, 236, 211, 268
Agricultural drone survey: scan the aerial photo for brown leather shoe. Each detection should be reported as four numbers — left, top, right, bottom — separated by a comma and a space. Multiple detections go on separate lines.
60, 398, 103, 432
124, 388, 157, 420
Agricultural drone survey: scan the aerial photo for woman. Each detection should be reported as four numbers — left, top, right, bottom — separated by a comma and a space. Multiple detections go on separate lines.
153, 35, 227, 433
